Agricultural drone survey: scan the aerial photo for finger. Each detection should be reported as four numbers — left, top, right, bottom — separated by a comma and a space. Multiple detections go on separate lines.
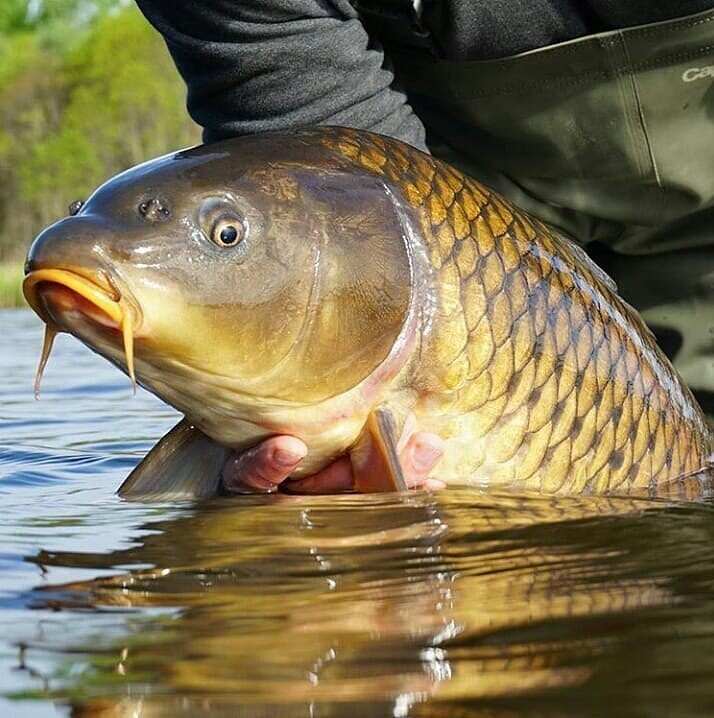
281, 456, 355, 494
287, 431, 445, 495
399, 432, 445, 490
222, 435, 307, 494
423, 478, 447, 491
397, 413, 418, 453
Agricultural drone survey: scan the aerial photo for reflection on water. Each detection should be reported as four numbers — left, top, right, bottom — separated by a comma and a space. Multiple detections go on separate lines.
2, 309, 714, 718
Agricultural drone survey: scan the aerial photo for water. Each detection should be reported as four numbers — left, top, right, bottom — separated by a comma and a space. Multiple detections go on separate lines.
2, 308, 714, 718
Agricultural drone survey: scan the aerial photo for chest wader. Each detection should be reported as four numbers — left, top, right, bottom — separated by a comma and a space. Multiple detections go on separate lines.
357, 4, 714, 410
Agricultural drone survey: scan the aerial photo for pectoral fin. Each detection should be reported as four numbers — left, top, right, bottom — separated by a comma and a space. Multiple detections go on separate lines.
118, 419, 230, 500
351, 405, 407, 493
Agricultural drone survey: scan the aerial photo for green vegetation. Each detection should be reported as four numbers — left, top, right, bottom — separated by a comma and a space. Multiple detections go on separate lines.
0, 261, 24, 307
0, 0, 200, 305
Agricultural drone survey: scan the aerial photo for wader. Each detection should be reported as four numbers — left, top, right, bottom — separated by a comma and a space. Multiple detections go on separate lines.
357, 4, 714, 411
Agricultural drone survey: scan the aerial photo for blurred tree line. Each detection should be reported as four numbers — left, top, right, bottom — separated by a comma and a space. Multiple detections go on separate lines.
0, 0, 199, 262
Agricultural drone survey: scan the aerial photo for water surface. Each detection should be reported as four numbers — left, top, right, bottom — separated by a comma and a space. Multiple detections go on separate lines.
2, 308, 714, 717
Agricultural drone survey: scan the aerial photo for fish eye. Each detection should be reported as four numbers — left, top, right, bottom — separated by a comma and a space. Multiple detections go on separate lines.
199, 196, 253, 252
211, 215, 246, 248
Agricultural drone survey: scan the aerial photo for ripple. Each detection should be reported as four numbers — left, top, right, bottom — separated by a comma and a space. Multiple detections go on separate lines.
2, 310, 714, 717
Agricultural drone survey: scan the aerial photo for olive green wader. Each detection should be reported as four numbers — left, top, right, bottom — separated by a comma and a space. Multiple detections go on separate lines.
357, 4, 714, 411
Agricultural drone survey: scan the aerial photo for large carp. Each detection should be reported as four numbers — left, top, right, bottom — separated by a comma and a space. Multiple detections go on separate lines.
23, 127, 712, 498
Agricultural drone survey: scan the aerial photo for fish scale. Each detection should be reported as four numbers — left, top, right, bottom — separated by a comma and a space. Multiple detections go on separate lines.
323, 128, 712, 496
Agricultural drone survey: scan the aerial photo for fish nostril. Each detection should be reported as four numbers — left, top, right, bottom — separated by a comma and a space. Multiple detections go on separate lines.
138, 197, 170, 223
68, 200, 84, 216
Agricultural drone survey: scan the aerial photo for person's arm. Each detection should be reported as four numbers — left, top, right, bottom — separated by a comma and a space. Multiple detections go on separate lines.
135, 0, 427, 149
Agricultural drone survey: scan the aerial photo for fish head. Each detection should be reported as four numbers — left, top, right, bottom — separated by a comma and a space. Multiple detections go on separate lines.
23, 133, 417, 432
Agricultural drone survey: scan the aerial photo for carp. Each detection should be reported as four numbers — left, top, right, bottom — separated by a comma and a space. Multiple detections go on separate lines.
22, 127, 712, 498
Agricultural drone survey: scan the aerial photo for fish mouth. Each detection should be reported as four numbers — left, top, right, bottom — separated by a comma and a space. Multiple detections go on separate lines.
23, 268, 141, 395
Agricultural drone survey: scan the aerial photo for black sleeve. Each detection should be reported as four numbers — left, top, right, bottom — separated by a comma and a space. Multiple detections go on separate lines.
134, 0, 427, 150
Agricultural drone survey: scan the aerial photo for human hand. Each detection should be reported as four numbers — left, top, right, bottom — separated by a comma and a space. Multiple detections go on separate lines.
221, 420, 445, 495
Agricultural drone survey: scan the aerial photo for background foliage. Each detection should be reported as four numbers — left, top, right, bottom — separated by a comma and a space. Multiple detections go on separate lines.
0, 0, 199, 266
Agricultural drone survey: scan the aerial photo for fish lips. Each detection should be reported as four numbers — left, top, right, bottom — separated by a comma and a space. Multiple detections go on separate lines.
23, 268, 138, 330
23, 267, 142, 390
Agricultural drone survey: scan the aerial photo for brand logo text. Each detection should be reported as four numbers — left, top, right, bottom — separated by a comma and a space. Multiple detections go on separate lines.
682, 65, 714, 82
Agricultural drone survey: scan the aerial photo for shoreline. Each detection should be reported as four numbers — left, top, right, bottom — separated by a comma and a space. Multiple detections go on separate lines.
0, 262, 25, 308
